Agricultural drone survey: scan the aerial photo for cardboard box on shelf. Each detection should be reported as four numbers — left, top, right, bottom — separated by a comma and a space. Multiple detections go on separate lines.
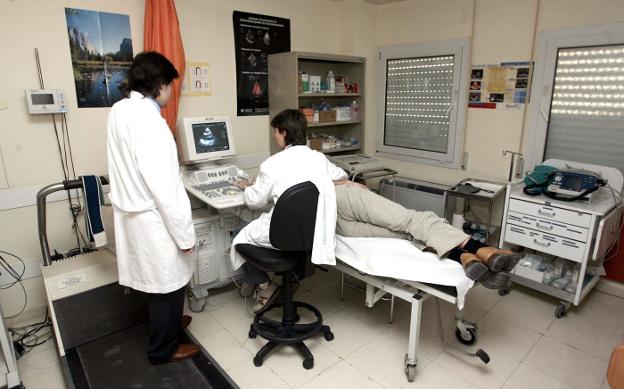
308, 138, 322, 150
319, 110, 336, 122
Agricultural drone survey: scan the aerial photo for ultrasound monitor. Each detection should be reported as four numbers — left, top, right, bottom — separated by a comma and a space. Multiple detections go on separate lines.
177, 116, 236, 164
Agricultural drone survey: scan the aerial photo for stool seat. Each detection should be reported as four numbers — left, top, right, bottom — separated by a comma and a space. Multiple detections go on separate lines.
236, 244, 307, 273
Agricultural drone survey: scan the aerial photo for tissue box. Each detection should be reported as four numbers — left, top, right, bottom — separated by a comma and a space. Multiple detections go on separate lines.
309, 75, 321, 92
319, 110, 336, 122
335, 107, 352, 121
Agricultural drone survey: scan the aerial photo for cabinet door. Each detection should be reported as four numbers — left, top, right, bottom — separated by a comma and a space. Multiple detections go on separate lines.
593, 205, 624, 261
504, 224, 586, 262
507, 211, 589, 241
509, 199, 591, 228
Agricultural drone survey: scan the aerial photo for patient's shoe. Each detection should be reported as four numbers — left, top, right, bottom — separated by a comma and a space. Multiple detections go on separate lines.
253, 283, 281, 314
476, 247, 522, 272
460, 253, 489, 282
481, 271, 511, 289
181, 314, 192, 329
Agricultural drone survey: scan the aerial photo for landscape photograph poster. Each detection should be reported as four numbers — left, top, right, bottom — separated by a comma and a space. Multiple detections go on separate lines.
65, 8, 133, 108
233, 11, 290, 116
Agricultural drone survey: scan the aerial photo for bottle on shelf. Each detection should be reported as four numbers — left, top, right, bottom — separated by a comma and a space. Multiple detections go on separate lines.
326, 70, 335, 93
350, 100, 359, 121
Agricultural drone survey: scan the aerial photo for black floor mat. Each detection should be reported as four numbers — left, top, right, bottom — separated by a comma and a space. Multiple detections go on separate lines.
72, 324, 234, 389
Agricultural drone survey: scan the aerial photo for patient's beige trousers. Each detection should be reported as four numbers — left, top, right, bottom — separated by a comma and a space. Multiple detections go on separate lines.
335, 185, 469, 256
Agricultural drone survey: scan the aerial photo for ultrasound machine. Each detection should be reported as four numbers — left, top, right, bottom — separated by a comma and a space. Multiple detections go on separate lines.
176, 116, 248, 209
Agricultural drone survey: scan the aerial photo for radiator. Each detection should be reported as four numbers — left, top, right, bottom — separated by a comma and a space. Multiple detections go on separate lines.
380, 177, 450, 218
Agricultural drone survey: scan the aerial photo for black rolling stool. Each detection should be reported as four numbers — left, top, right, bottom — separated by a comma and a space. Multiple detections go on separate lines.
235, 181, 334, 369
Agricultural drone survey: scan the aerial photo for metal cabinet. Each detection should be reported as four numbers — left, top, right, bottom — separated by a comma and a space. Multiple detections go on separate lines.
499, 165, 623, 317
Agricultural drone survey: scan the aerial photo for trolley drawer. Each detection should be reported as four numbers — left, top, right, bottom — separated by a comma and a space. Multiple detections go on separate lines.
505, 224, 585, 262
507, 211, 588, 241
508, 199, 591, 228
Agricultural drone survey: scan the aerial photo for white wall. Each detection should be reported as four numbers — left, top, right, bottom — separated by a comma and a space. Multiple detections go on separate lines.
1, 0, 624, 319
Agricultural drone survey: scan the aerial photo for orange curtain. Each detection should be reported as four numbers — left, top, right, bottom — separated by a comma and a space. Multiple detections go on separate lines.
144, 0, 185, 133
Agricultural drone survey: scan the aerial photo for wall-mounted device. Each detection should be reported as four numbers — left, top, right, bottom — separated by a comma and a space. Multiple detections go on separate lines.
25, 89, 67, 114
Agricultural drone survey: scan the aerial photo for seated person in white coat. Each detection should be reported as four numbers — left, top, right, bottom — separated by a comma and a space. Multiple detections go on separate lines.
232, 110, 520, 313
230, 109, 348, 312
107, 52, 198, 365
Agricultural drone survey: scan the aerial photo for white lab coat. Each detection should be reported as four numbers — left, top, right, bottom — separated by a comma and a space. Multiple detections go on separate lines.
230, 145, 347, 270
107, 91, 196, 294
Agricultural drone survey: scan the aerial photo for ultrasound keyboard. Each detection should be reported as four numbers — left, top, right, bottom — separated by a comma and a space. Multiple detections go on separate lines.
182, 164, 246, 209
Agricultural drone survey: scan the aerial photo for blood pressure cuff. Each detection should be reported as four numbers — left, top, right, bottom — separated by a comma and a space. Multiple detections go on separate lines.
523, 164, 558, 195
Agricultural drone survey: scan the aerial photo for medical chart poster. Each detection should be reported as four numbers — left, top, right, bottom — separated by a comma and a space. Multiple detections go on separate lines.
65, 8, 133, 108
468, 62, 533, 109
184, 62, 211, 96
233, 11, 290, 116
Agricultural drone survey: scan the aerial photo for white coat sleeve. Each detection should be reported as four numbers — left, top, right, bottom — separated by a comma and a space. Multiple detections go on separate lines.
243, 164, 274, 209
327, 160, 348, 181
135, 119, 196, 250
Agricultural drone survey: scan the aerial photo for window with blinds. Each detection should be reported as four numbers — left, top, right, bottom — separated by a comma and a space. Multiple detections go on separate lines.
377, 40, 470, 168
544, 44, 624, 173
384, 55, 454, 154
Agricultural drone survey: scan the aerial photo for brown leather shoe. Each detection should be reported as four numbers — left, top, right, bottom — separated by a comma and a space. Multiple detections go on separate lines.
476, 247, 522, 272
170, 343, 200, 362
181, 315, 192, 330
460, 253, 489, 282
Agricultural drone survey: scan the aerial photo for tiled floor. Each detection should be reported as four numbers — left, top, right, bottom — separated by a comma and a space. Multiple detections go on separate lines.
16, 269, 624, 388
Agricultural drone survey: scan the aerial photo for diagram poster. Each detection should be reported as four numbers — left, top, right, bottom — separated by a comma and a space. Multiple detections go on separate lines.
469, 62, 533, 109
184, 62, 211, 96
65, 8, 133, 108
233, 11, 290, 116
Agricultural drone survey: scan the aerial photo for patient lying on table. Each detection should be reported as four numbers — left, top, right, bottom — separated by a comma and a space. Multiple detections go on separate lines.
233, 181, 520, 313
334, 183, 520, 288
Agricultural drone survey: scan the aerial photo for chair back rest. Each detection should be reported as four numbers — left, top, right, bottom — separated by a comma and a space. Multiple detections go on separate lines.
270, 181, 319, 251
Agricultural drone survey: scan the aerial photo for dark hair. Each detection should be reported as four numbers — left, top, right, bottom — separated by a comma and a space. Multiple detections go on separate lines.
125, 51, 179, 98
270, 109, 307, 147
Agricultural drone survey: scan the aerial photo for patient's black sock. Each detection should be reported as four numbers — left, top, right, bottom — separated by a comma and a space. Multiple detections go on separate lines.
447, 247, 465, 264
462, 238, 487, 254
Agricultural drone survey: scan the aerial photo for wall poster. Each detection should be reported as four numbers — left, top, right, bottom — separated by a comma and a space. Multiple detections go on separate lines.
183, 62, 211, 96
65, 8, 133, 108
233, 11, 290, 116
468, 61, 533, 110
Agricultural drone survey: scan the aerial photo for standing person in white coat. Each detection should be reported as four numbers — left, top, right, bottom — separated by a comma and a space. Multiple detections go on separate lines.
230, 109, 349, 313
107, 52, 199, 365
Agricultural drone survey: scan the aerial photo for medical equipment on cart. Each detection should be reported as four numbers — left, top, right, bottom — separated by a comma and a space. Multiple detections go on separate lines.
177, 116, 236, 164
328, 154, 385, 176
332, 236, 489, 382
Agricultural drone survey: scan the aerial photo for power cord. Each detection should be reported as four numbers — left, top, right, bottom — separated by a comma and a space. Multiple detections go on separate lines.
0, 250, 28, 319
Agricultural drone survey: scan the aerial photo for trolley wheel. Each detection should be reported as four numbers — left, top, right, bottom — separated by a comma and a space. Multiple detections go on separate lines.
188, 297, 206, 313
455, 327, 477, 346
253, 356, 263, 367
404, 354, 417, 382
555, 303, 568, 318
324, 331, 334, 341
302, 358, 314, 370
499, 279, 512, 296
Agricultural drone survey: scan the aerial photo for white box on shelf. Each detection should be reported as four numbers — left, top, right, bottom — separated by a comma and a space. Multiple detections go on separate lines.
309, 75, 321, 92
335, 107, 352, 121
513, 264, 545, 283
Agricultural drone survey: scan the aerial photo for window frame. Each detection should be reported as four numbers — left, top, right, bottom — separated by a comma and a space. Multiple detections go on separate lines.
524, 23, 624, 173
376, 38, 471, 169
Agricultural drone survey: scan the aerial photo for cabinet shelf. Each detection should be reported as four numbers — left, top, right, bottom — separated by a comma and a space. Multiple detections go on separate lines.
299, 93, 361, 98
309, 120, 361, 128
320, 145, 361, 154
268, 51, 365, 155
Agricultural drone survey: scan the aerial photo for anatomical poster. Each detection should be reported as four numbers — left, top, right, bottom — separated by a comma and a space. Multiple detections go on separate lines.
233, 11, 290, 116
